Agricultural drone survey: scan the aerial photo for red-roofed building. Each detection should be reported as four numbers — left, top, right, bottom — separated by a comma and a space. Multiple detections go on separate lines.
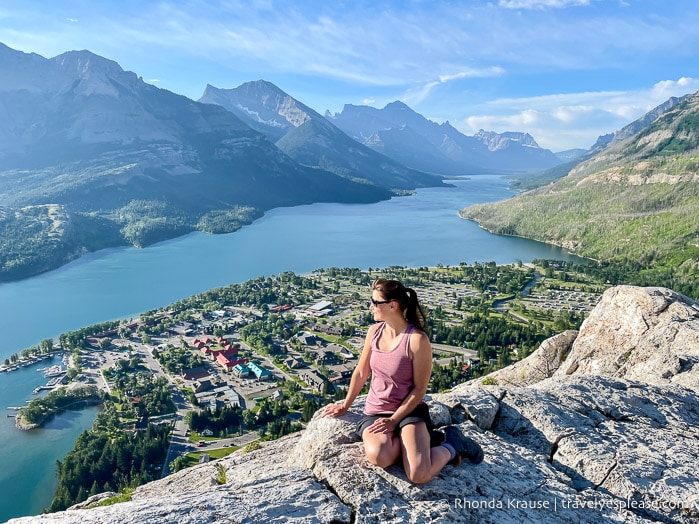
215, 353, 248, 370
219, 347, 239, 357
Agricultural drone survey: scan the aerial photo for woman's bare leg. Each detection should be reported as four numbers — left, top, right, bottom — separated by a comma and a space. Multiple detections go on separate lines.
362, 429, 402, 468
400, 422, 452, 484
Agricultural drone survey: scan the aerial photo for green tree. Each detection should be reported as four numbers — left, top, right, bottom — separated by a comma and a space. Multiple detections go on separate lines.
302, 399, 319, 422
170, 456, 187, 473
243, 409, 256, 429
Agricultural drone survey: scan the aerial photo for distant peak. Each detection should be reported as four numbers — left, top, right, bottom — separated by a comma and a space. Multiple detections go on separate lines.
0, 42, 46, 63
201, 83, 221, 96
240, 79, 284, 92
384, 100, 410, 110
474, 129, 542, 150
52, 50, 125, 77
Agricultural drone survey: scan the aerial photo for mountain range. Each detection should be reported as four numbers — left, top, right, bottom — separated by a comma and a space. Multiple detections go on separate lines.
0, 44, 396, 212
0, 42, 576, 282
325, 102, 565, 175
199, 81, 443, 189
3, 41, 697, 289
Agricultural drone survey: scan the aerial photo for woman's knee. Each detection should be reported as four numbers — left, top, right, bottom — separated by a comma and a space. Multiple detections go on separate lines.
365, 446, 398, 468
405, 467, 434, 484
364, 440, 399, 468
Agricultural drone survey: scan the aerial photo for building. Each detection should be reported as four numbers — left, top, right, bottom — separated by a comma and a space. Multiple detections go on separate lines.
299, 370, 326, 391
233, 363, 250, 377
284, 356, 305, 369
193, 379, 213, 394
296, 332, 317, 346
329, 368, 353, 385
310, 322, 343, 336
248, 361, 272, 381
181, 366, 209, 380
271, 390, 284, 401
217, 347, 239, 358
216, 353, 247, 370
195, 385, 242, 408
313, 350, 338, 365
307, 300, 333, 317
328, 343, 354, 360
169, 322, 194, 336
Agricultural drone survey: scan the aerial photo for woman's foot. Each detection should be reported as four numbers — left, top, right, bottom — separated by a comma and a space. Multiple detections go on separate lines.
443, 425, 484, 465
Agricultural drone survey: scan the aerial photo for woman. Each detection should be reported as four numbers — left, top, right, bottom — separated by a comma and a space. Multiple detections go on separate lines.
323, 278, 482, 484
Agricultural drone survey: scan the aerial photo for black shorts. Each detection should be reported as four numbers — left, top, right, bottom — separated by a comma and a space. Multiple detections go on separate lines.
355, 403, 434, 439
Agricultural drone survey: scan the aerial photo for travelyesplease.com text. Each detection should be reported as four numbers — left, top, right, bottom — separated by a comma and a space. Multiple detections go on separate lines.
453, 496, 699, 513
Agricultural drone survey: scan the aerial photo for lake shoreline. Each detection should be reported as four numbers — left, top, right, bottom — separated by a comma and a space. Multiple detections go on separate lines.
0, 175, 583, 521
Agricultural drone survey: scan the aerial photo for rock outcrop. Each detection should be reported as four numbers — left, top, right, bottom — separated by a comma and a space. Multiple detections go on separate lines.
9, 286, 699, 524
479, 329, 579, 387
555, 286, 699, 388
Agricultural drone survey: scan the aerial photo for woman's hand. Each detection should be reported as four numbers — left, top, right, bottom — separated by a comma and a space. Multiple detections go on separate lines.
323, 403, 348, 418
367, 417, 398, 434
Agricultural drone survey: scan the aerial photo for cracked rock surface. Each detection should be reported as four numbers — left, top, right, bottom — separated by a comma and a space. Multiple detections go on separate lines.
9, 286, 699, 524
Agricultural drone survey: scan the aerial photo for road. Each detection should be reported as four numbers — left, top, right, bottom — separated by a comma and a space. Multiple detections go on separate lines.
432, 342, 478, 367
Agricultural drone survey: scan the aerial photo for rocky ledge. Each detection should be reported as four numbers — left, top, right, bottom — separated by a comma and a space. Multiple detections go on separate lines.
9, 286, 699, 523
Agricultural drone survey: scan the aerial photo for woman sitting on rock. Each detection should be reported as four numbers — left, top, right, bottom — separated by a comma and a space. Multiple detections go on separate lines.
323, 278, 482, 483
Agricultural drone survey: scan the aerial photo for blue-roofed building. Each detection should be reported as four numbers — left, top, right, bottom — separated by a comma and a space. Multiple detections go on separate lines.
248, 361, 272, 381
233, 363, 250, 377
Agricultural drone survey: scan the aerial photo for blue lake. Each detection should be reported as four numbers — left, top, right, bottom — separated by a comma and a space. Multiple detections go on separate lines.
0, 174, 582, 520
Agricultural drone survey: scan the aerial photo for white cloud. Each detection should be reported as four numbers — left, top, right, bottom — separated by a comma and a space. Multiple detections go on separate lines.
438, 67, 506, 83
458, 78, 699, 150
362, 97, 376, 105
66, 18, 78, 23
651, 77, 699, 100
466, 109, 541, 132
403, 81, 440, 105
498, 0, 591, 8
551, 105, 593, 123
403, 66, 506, 106
3, 1, 698, 151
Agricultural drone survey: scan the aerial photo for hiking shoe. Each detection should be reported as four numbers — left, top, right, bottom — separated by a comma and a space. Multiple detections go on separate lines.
443, 425, 484, 465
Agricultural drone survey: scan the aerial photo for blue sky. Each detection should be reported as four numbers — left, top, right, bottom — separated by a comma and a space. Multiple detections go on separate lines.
1, 0, 698, 151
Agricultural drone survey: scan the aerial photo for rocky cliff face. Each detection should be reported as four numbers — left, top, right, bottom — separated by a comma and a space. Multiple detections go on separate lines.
10, 286, 699, 524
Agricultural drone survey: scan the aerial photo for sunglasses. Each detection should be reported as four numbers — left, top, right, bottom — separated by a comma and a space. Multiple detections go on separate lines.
370, 298, 393, 306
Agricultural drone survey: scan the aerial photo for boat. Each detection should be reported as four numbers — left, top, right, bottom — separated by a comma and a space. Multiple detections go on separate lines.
44, 365, 65, 377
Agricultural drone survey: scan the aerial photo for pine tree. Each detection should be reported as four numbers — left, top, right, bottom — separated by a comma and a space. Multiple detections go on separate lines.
89, 480, 100, 497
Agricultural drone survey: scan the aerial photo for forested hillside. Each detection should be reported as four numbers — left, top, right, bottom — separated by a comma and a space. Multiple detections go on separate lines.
461, 92, 699, 298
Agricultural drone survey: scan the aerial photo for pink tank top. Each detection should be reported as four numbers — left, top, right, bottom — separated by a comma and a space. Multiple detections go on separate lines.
364, 322, 416, 415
